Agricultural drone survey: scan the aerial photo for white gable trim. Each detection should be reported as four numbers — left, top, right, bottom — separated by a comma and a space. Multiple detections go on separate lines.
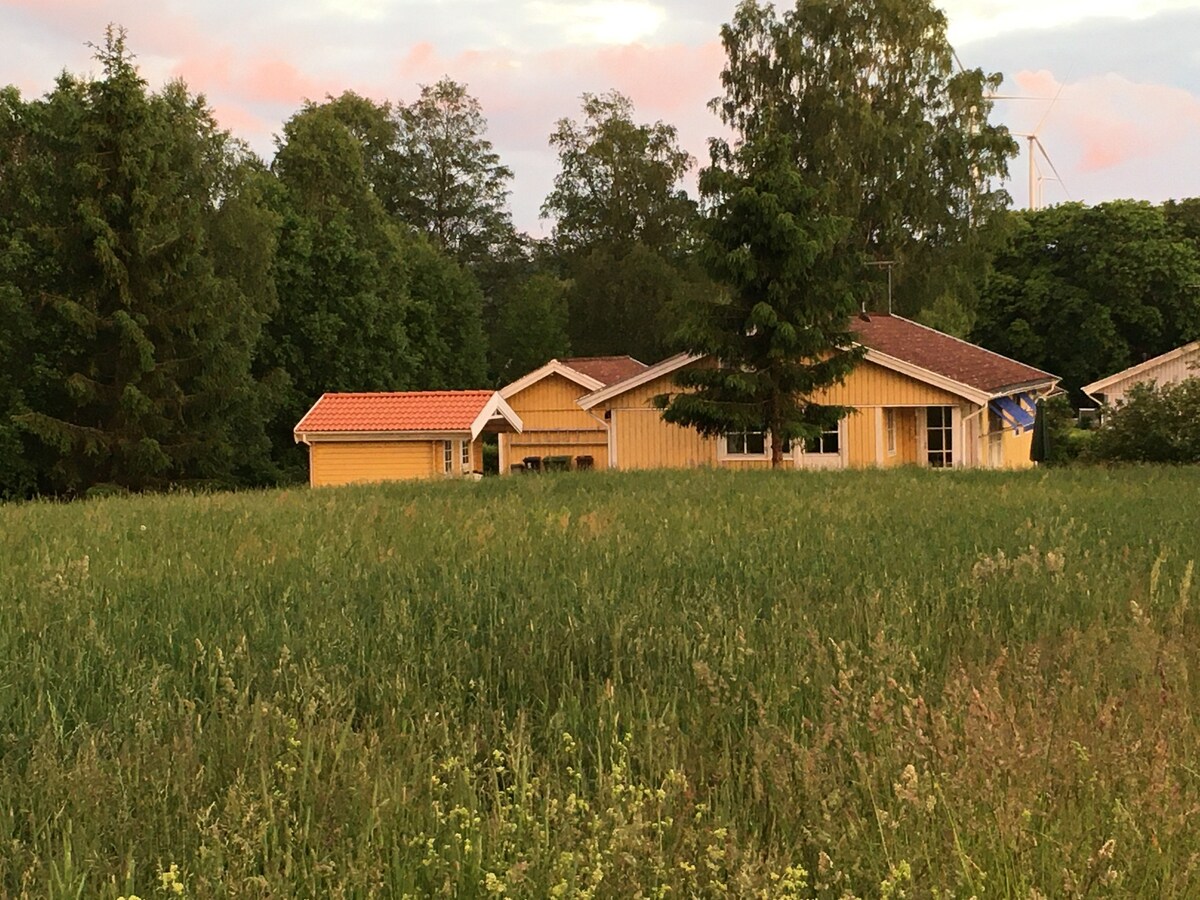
1082, 340, 1200, 399
470, 392, 524, 439
578, 353, 702, 410
500, 359, 604, 400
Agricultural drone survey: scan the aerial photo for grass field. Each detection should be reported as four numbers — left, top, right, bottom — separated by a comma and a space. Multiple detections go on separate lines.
2, 467, 1199, 898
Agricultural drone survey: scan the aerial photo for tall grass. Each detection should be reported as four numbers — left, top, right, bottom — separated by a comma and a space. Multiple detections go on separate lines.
1, 468, 1198, 897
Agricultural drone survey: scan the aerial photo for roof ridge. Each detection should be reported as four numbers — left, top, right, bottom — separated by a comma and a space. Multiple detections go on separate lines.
879, 313, 1055, 380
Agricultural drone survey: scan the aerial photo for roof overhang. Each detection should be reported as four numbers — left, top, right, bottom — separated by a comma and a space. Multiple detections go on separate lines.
1082, 340, 1200, 402
296, 429, 474, 444
500, 359, 604, 400
864, 349, 1059, 405
294, 391, 523, 445
577, 353, 702, 410
470, 393, 523, 438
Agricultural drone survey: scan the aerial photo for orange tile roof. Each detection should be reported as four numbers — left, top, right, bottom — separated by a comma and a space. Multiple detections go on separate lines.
852, 314, 1057, 394
295, 391, 496, 434
562, 356, 648, 386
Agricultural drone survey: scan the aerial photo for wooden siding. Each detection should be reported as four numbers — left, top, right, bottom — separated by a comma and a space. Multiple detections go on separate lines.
1000, 425, 1034, 470
600, 359, 974, 471
501, 373, 609, 471
815, 360, 963, 407
310, 441, 438, 486
844, 411, 875, 467
1098, 347, 1200, 407
612, 408, 717, 470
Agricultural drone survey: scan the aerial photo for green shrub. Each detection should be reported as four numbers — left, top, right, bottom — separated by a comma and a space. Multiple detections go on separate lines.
1090, 377, 1200, 463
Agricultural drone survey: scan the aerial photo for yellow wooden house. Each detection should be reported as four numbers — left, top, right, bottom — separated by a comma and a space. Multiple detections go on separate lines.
574, 314, 1059, 471
294, 390, 522, 487
498, 356, 647, 473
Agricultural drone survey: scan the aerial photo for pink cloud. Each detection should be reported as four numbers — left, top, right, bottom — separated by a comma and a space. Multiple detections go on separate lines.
242, 58, 326, 105
1012, 69, 1200, 174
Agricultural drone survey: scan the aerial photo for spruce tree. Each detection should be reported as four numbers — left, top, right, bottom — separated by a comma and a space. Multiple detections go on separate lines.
0, 28, 278, 494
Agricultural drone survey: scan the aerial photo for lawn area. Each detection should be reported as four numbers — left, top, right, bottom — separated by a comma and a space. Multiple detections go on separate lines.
2, 467, 1198, 897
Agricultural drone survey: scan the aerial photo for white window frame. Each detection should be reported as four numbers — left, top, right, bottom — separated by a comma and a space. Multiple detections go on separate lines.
460, 439, 471, 473
886, 408, 897, 456
797, 418, 847, 469
720, 430, 768, 459
802, 424, 841, 456
925, 406, 954, 468
443, 440, 454, 475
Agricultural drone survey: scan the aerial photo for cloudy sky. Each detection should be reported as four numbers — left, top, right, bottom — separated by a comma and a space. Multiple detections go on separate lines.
4, 0, 1199, 233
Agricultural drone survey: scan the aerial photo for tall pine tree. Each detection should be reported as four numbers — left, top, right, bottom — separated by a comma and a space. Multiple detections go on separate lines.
0, 28, 279, 494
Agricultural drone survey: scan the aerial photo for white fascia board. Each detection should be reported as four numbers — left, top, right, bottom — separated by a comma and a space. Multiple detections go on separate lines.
578, 353, 702, 411
298, 430, 472, 443
470, 392, 524, 439
293, 393, 330, 443
500, 360, 604, 400
1082, 340, 1200, 398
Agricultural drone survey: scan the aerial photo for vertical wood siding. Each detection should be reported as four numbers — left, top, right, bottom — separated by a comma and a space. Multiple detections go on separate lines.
815, 361, 963, 407
600, 359, 974, 471
310, 441, 438, 486
1100, 347, 1200, 407
500, 373, 609, 472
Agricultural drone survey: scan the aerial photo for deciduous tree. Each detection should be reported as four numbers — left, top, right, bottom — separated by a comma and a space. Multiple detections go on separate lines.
975, 201, 1200, 400
542, 91, 704, 360
386, 79, 516, 273
659, 0, 1011, 467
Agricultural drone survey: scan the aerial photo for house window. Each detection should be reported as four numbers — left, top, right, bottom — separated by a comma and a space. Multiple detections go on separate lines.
886, 409, 897, 455
725, 430, 766, 456
443, 440, 453, 474
461, 440, 471, 472
804, 425, 840, 455
926, 407, 954, 468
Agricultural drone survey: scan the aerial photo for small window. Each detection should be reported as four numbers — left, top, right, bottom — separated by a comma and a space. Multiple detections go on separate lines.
886, 409, 896, 455
461, 440, 471, 472
804, 425, 840, 455
725, 430, 766, 456
443, 440, 453, 474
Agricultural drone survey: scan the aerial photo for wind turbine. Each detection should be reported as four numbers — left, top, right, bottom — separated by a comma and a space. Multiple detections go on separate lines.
1010, 130, 1070, 210
1008, 82, 1069, 210
951, 52, 1067, 210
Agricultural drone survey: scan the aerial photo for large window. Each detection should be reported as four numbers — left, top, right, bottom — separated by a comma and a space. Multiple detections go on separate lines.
804, 425, 840, 455
926, 407, 953, 468
886, 409, 897, 455
725, 430, 766, 456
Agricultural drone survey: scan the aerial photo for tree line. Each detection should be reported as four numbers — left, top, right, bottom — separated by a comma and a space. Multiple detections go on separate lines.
3, 4, 1200, 495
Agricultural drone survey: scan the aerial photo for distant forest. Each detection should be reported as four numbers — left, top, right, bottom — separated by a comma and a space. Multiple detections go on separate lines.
2, 26, 1199, 498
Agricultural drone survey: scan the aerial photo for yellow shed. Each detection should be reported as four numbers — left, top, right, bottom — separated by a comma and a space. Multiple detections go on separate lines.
576, 314, 1059, 471
498, 356, 646, 474
294, 390, 523, 487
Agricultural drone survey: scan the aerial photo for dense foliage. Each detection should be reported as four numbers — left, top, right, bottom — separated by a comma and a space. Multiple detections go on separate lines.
710, 0, 1017, 327
4, 23, 1200, 498
3, 469, 1200, 895
657, 131, 864, 467
1089, 377, 1200, 463
659, 0, 1012, 464
542, 92, 709, 361
0, 29, 279, 495
976, 201, 1200, 400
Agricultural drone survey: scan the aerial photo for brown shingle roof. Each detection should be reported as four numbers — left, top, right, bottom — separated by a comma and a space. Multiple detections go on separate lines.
562, 356, 648, 386
852, 314, 1056, 394
295, 391, 496, 434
